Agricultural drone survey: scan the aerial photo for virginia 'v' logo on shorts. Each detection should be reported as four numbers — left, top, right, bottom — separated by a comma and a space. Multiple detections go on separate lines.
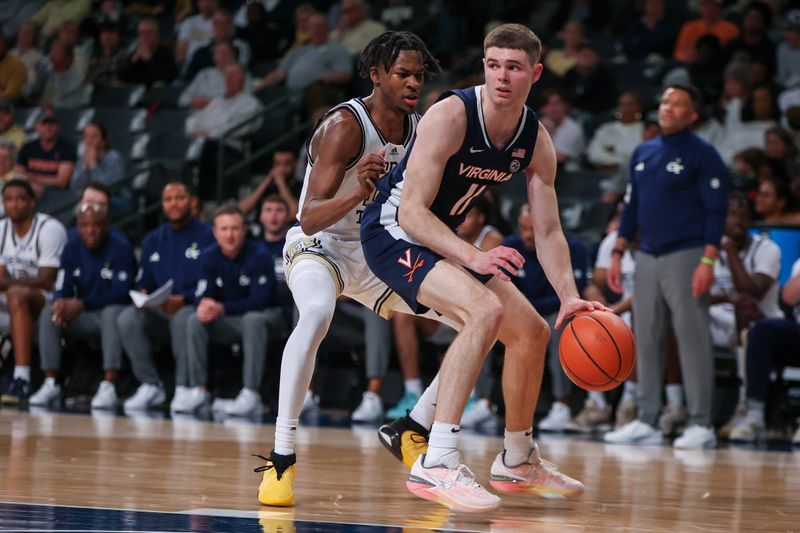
397, 248, 425, 283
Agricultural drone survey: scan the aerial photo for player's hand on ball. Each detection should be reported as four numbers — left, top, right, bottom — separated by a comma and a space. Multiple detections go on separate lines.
555, 297, 611, 329
470, 246, 525, 281
356, 149, 385, 198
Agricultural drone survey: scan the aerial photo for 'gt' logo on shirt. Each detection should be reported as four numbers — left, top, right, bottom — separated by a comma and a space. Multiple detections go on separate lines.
666, 158, 684, 175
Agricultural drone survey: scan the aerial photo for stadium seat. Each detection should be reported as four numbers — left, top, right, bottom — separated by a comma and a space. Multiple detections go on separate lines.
91, 84, 146, 107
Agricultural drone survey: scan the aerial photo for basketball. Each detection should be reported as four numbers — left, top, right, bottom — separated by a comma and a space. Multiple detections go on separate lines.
559, 310, 636, 392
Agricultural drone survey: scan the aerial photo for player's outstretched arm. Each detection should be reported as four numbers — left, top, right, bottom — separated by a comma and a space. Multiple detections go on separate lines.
527, 123, 607, 327
299, 110, 370, 235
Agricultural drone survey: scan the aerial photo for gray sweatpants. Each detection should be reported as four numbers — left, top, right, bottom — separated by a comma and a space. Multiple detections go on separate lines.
546, 312, 572, 400
633, 247, 713, 427
326, 300, 391, 379
117, 305, 195, 386
38, 303, 125, 371
186, 309, 285, 390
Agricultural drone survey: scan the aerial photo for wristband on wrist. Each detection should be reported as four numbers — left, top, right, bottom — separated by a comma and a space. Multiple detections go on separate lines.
612, 248, 625, 257
700, 256, 716, 266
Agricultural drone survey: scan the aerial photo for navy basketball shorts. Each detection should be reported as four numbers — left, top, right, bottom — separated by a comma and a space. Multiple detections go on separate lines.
361, 227, 492, 314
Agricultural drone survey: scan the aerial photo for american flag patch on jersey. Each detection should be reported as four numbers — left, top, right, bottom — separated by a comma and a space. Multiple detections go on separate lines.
511, 147, 526, 158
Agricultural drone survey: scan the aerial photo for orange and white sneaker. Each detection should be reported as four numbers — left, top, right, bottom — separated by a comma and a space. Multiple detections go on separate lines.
406, 455, 501, 513
489, 444, 584, 499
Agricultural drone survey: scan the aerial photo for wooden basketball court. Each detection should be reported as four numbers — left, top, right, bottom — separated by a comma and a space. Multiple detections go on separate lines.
2, 409, 799, 532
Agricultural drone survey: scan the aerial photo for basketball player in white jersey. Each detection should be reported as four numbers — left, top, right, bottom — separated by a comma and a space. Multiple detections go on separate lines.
0, 178, 67, 405
254, 31, 442, 507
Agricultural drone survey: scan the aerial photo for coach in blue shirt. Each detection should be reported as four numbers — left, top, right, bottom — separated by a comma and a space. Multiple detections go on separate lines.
606, 84, 729, 449
117, 182, 215, 412
174, 204, 278, 417
505, 204, 589, 430
33, 201, 136, 410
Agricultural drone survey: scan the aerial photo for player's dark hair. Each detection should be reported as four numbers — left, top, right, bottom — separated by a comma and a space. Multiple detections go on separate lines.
2, 177, 34, 199
484, 23, 542, 66
358, 31, 441, 81
665, 83, 703, 112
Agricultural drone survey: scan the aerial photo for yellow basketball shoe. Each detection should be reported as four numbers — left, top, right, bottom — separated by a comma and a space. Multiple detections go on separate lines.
254, 451, 297, 506
378, 414, 429, 468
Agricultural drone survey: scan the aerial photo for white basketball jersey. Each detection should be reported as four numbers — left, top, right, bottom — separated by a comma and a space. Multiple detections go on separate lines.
0, 213, 66, 280
297, 97, 418, 241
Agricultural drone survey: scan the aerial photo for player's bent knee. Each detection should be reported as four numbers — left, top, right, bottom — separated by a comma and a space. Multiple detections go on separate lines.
297, 300, 335, 328
471, 292, 504, 330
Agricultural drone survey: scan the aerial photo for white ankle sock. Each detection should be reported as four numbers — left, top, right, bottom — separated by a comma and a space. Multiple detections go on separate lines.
503, 427, 533, 466
404, 378, 422, 397
423, 421, 460, 468
746, 399, 765, 420
409, 374, 438, 429
665, 384, 683, 407
622, 381, 638, 403
588, 391, 607, 409
274, 417, 299, 456
13, 366, 30, 382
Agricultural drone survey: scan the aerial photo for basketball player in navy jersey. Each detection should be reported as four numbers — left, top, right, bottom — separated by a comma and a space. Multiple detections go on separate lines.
361, 23, 607, 512
254, 32, 445, 507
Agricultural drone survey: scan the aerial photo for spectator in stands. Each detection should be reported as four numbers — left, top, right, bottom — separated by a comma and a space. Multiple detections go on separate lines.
232, 0, 296, 31
330, 0, 387, 56
0, 102, 26, 150
0, 1, 45, 41
606, 84, 729, 449
56, 21, 89, 81
545, 20, 583, 78
86, 21, 127, 86
185, 63, 261, 140
709, 193, 782, 439
724, 1, 775, 79
0, 141, 19, 182
254, 13, 351, 94
15, 112, 77, 199
506, 204, 589, 433
179, 40, 245, 109
0, 178, 67, 405
674, 0, 740, 63
587, 91, 644, 171
0, 34, 26, 103
238, 147, 300, 223
31, 200, 135, 409
539, 89, 585, 170
70, 122, 124, 194
10, 22, 43, 99
764, 125, 800, 176
755, 176, 800, 224
235, 1, 291, 68
721, 82, 780, 164
285, 4, 316, 52
31, 40, 83, 108
727, 257, 800, 443
175, 0, 219, 66
776, 10, 800, 89
621, 0, 679, 61
182, 8, 251, 83
119, 18, 177, 87
118, 182, 215, 412
176, 204, 278, 416
30, 0, 91, 38
561, 39, 618, 114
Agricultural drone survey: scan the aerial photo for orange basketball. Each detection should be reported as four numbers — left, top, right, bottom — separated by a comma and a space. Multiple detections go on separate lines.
558, 310, 636, 392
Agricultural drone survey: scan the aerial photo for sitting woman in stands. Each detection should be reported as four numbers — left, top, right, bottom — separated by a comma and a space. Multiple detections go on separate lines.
755, 176, 800, 225
71, 122, 129, 213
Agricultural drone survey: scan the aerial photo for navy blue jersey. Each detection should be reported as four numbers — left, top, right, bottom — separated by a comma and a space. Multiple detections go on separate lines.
194, 239, 274, 316
55, 228, 137, 311
365, 85, 538, 240
136, 219, 215, 304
